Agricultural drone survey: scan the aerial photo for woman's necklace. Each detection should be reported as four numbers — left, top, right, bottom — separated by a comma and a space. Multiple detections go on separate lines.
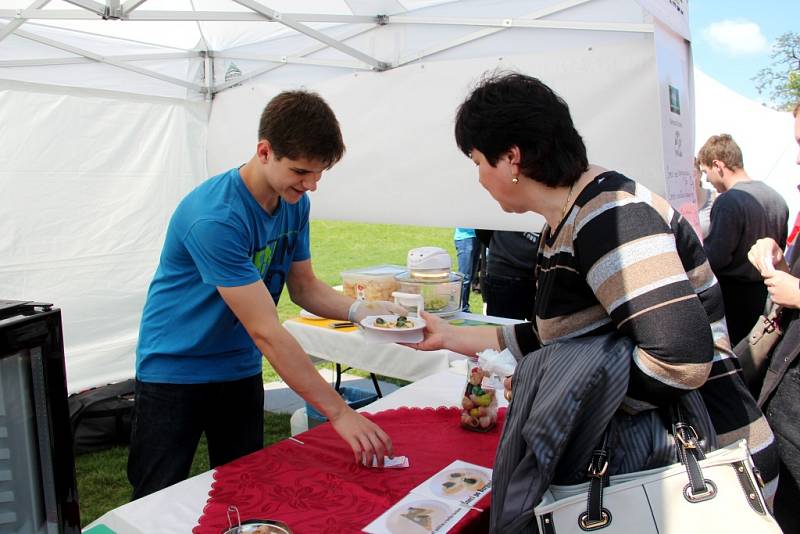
560, 181, 576, 221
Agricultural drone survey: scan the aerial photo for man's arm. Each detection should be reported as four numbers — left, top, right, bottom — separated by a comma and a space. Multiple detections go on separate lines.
285, 259, 354, 320
286, 259, 406, 322
217, 281, 392, 465
703, 196, 741, 272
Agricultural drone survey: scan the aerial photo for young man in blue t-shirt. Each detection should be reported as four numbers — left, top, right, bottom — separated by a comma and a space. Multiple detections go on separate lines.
128, 90, 402, 499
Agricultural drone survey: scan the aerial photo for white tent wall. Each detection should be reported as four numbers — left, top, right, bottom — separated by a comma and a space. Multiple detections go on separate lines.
209, 40, 663, 231
208, 0, 673, 231
0, 81, 209, 392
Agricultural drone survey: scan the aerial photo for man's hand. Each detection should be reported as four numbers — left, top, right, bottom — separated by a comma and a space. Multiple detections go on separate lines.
348, 300, 407, 323
764, 271, 800, 309
329, 408, 394, 466
747, 238, 789, 275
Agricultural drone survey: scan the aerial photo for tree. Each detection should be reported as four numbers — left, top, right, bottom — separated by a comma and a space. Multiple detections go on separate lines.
752, 32, 800, 111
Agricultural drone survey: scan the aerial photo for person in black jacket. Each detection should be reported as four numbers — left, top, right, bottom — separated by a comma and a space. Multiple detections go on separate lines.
746, 102, 800, 534
476, 230, 541, 320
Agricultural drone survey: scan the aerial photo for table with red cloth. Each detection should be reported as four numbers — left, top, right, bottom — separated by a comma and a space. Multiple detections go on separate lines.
194, 406, 506, 534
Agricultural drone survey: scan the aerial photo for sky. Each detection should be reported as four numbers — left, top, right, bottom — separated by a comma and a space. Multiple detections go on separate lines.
689, 0, 800, 104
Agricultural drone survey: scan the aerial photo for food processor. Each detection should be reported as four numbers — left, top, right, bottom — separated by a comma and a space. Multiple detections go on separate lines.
393, 246, 463, 317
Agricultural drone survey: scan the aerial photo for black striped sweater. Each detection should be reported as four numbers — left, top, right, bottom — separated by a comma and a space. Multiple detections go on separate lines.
500, 171, 779, 498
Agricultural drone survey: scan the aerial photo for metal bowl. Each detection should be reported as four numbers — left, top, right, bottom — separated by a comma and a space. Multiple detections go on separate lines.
221, 519, 292, 534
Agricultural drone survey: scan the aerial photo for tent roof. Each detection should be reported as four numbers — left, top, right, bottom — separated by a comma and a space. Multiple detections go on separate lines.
0, 0, 663, 99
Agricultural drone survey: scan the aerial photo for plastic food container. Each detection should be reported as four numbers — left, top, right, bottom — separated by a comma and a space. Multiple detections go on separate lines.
340, 264, 404, 301
460, 359, 498, 432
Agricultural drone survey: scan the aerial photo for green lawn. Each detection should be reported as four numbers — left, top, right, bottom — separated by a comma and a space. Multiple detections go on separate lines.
77, 219, 484, 527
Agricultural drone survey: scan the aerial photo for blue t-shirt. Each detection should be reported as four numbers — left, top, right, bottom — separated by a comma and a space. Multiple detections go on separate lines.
136, 167, 311, 384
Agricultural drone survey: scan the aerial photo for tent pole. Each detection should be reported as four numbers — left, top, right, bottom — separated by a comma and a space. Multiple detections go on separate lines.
0, 0, 52, 44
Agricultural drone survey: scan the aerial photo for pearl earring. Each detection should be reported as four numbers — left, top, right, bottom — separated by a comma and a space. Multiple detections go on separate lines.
512, 176, 519, 184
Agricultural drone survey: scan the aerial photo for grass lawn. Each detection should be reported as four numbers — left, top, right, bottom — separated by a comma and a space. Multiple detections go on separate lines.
77, 219, 485, 527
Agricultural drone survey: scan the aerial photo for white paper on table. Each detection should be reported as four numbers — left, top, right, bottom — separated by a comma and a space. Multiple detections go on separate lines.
371, 455, 410, 468
362, 493, 467, 534
409, 460, 492, 507
362, 460, 493, 533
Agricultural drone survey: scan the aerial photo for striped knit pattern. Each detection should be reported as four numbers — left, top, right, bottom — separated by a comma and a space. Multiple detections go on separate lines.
502, 171, 779, 499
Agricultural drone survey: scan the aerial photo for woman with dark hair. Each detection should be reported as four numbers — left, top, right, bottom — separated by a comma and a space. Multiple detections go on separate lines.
410, 72, 778, 530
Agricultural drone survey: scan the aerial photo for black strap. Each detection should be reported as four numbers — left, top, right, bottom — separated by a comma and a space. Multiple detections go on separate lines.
671, 404, 711, 500
582, 430, 611, 529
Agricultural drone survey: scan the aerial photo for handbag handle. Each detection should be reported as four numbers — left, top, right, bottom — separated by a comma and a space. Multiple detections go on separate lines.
671, 404, 714, 502
581, 404, 713, 529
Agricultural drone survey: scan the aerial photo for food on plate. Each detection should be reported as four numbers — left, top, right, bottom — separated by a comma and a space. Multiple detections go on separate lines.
434, 470, 489, 497
400, 506, 434, 530
373, 316, 415, 329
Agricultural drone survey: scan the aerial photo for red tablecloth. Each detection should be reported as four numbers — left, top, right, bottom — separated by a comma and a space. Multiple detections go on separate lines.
194, 406, 505, 533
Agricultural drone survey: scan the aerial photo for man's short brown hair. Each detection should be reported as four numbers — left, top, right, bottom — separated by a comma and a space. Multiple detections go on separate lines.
258, 90, 345, 168
697, 133, 744, 170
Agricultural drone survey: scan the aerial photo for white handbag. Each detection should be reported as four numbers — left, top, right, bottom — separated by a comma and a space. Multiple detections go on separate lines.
534, 431, 781, 533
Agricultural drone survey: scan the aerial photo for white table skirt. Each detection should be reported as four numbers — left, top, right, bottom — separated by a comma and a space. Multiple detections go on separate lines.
283, 311, 519, 382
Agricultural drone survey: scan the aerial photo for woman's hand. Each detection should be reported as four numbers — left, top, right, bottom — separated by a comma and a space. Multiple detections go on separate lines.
764, 271, 800, 309
503, 375, 513, 402
747, 238, 789, 275
403, 310, 453, 351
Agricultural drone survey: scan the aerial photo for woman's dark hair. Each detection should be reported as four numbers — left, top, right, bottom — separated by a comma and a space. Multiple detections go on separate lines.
454, 72, 588, 187
258, 90, 345, 168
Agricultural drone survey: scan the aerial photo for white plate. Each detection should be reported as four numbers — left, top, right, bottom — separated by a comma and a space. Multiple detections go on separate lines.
360, 315, 426, 332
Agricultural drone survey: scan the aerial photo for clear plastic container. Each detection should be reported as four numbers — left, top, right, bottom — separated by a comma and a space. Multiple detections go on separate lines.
394, 271, 463, 317
340, 264, 404, 301
460, 359, 499, 432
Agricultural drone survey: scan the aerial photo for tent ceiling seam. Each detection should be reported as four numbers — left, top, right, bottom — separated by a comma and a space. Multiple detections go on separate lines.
395, 0, 597, 66
14, 26, 203, 92
0, 52, 197, 67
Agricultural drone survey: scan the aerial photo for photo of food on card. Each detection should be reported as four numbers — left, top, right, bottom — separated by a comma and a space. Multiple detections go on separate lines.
430, 468, 488, 499
387, 499, 451, 533
407, 460, 492, 506
363, 494, 464, 534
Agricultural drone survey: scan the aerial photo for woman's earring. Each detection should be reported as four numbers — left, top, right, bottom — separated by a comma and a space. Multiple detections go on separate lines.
512, 176, 519, 184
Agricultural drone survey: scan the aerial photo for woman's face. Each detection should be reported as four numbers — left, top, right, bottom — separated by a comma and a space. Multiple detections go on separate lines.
470, 148, 521, 213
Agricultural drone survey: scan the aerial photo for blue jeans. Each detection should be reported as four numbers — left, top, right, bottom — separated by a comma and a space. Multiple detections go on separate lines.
127, 374, 264, 500
455, 237, 480, 311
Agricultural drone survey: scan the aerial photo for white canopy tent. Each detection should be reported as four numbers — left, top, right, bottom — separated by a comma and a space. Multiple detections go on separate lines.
1, 0, 697, 392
